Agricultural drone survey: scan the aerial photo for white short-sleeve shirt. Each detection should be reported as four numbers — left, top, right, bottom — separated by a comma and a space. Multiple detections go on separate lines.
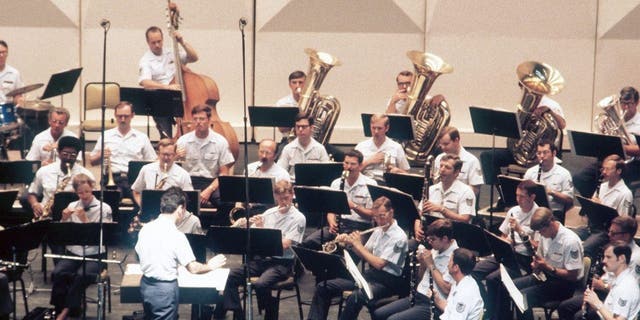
26, 128, 79, 162
131, 162, 193, 192
0, 65, 23, 105
260, 205, 306, 259
91, 128, 156, 173
433, 147, 484, 187
277, 137, 329, 174
417, 241, 458, 298
440, 275, 484, 320
330, 174, 377, 223
427, 180, 477, 218
355, 137, 410, 179
63, 197, 113, 256
247, 161, 291, 183
176, 130, 235, 179
28, 161, 95, 205
138, 49, 187, 85
537, 224, 584, 278
603, 268, 640, 319
524, 163, 574, 212
597, 179, 633, 216
364, 220, 408, 276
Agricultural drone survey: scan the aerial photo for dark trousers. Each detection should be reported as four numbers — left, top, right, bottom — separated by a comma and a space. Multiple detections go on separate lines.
372, 294, 431, 320
307, 269, 403, 320
153, 116, 173, 139
0, 273, 11, 317
498, 275, 576, 320
557, 289, 606, 320
574, 227, 608, 259
140, 276, 179, 320
50, 253, 104, 315
480, 257, 524, 320
215, 258, 292, 320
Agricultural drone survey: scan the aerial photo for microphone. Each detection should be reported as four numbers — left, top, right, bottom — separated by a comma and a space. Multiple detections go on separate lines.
239, 17, 248, 26
100, 19, 110, 28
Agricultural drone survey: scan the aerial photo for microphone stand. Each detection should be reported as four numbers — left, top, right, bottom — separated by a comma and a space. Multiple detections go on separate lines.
238, 17, 253, 320
96, 19, 110, 320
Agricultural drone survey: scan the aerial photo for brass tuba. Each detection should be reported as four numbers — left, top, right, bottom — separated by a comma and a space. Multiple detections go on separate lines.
290, 48, 341, 145
403, 51, 453, 165
507, 61, 564, 167
594, 95, 634, 145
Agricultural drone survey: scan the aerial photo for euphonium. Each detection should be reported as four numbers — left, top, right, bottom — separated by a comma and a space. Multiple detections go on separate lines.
595, 95, 634, 145
288, 48, 341, 145
38, 162, 72, 221
507, 61, 564, 167
403, 51, 452, 165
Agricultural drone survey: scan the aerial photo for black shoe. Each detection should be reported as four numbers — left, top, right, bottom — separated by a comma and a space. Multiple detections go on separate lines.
232, 310, 246, 320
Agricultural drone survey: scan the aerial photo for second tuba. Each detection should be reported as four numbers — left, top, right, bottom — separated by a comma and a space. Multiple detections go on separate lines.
507, 61, 564, 167
290, 48, 341, 145
595, 95, 634, 145
403, 51, 453, 165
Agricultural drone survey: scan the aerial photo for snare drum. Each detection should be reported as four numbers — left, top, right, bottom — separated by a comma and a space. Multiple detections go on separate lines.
0, 103, 17, 126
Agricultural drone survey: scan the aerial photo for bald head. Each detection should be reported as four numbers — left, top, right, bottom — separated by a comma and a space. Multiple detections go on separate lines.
258, 139, 277, 167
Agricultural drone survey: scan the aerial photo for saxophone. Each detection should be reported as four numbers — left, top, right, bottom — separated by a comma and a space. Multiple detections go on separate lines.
37, 162, 72, 221
403, 51, 452, 165
128, 162, 169, 233
595, 95, 634, 145
507, 61, 564, 167
289, 48, 341, 145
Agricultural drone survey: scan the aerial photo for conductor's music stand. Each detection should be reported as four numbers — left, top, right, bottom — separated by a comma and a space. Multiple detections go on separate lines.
361, 113, 415, 141
367, 185, 420, 233
294, 163, 343, 187
120, 87, 183, 137
469, 106, 521, 226
40, 68, 83, 107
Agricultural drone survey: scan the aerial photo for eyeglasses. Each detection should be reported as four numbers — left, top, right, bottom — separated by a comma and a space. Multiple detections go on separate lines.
608, 230, 627, 236
59, 151, 78, 158
115, 114, 132, 119
295, 125, 310, 130
50, 120, 66, 125
536, 150, 552, 155
396, 81, 411, 87
193, 116, 208, 122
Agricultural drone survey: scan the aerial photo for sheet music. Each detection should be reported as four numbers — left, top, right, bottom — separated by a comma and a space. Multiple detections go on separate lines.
344, 249, 373, 300
500, 264, 527, 313
124, 263, 230, 291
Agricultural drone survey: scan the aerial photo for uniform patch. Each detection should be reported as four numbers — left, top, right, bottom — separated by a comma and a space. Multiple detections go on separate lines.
297, 224, 304, 235
635, 264, 640, 276
393, 240, 406, 253
465, 198, 473, 207
570, 250, 579, 259
624, 200, 631, 209
456, 302, 465, 313
618, 298, 627, 307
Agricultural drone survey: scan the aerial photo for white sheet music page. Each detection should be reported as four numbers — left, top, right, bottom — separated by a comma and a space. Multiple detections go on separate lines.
178, 266, 230, 291
343, 249, 373, 300
499, 263, 527, 313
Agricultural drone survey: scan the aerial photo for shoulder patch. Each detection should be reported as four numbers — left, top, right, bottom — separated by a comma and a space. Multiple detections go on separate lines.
456, 302, 466, 313
297, 224, 304, 235
635, 264, 640, 276
465, 198, 473, 207
618, 298, 627, 307
394, 240, 406, 253
570, 250, 579, 260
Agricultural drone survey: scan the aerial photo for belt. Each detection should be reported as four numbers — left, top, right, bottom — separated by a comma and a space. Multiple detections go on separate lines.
142, 275, 177, 283
111, 172, 128, 178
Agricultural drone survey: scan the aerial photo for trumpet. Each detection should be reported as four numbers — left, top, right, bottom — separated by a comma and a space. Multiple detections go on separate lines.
322, 224, 388, 254
105, 152, 116, 188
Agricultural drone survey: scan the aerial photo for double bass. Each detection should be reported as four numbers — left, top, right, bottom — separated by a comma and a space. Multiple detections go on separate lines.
166, 2, 239, 160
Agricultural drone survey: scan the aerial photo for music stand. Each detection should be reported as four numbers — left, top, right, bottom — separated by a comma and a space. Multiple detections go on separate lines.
140, 190, 200, 223
248, 106, 299, 128
361, 113, 415, 141
497, 175, 550, 209
568, 130, 625, 160
206, 226, 283, 257
0, 160, 40, 184
40, 68, 83, 107
367, 185, 419, 233
417, 216, 493, 257
484, 230, 523, 275
469, 106, 520, 227
127, 161, 152, 186
0, 190, 18, 214
292, 245, 350, 281
576, 195, 619, 231
383, 172, 423, 200
294, 186, 351, 243
51, 190, 121, 222
294, 163, 343, 186
218, 176, 275, 205
120, 87, 183, 137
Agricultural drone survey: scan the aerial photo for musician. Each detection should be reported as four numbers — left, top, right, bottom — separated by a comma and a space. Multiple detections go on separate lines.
0, 40, 24, 106
247, 139, 290, 182
176, 104, 234, 206
214, 180, 305, 320
135, 187, 226, 319
373, 219, 458, 320
51, 174, 112, 319
301, 149, 376, 250
433, 248, 484, 320
139, 25, 198, 138
523, 139, 574, 222
579, 154, 633, 257
355, 113, 410, 180
131, 138, 193, 207
433, 126, 484, 196
581, 242, 640, 320
414, 154, 476, 239
0, 272, 9, 320
385, 70, 413, 114
276, 113, 330, 175
497, 207, 584, 320
557, 216, 640, 318
276, 70, 306, 107
25, 136, 94, 219
479, 95, 566, 187
574, 87, 640, 197
25, 107, 79, 166
89, 101, 156, 199
307, 196, 408, 320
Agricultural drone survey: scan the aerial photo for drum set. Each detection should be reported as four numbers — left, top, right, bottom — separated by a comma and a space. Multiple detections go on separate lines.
1, 83, 53, 159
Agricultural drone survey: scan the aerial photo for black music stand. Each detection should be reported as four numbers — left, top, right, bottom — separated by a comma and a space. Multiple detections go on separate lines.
206, 226, 283, 257
294, 186, 351, 243
361, 113, 415, 141
40, 68, 83, 107
248, 106, 299, 128
140, 190, 200, 223
424, 215, 492, 257
127, 161, 152, 186
383, 172, 423, 201
294, 163, 343, 186
0, 190, 18, 216
218, 176, 275, 205
120, 87, 183, 137
576, 195, 619, 231
50, 190, 121, 222
367, 185, 419, 233
568, 130, 625, 160
292, 245, 350, 281
484, 230, 528, 275
497, 175, 550, 209
469, 106, 521, 226
0, 160, 40, 184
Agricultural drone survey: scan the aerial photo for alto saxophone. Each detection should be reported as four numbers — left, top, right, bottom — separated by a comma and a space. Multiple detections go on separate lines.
37, 162, 72, 221
155, 162, 169, 190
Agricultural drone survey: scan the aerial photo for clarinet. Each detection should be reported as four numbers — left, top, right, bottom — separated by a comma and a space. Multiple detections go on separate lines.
420, 155, 435, 220
338, 170, 349, 233
410, 245, 422, 307
580, 253, 603, 319
411, 156, 434, 307
536, 160, 543, 182
509, 212, 517, 248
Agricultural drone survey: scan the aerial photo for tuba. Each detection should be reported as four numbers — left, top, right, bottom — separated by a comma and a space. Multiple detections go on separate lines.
289, 48, 341, 145
507, 61, 564, 167
403, 51, 453, 165
594, 95, 634, 145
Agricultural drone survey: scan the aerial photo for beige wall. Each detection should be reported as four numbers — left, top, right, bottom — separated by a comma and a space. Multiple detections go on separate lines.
1, 0, 638, 146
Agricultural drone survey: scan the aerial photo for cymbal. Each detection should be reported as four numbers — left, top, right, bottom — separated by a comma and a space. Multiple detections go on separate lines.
5, 83, 44, 97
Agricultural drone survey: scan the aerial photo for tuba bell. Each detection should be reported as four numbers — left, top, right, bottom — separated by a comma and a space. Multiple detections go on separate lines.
403, 51, 453, 165
507, 61, 564, 167
595, 95, 634, 145
289, 48, 341, 145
